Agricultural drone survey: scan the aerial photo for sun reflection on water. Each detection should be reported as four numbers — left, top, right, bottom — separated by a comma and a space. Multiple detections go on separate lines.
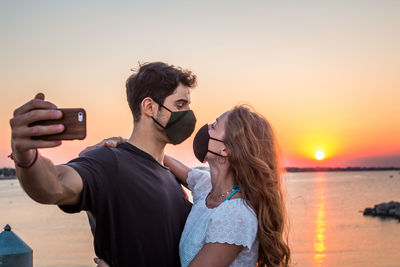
313, 174, 327, 266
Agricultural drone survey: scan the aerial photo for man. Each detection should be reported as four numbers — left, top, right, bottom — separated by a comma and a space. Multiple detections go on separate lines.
9, 62, 196, 266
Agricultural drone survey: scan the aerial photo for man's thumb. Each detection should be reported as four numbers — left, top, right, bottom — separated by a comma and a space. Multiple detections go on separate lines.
35, 92, 45, 100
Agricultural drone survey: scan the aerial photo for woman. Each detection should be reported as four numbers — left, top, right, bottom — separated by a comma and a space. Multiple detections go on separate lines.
93, 105, 290, 266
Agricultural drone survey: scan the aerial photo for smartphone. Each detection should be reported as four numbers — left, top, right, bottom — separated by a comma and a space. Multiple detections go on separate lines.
29, 108, 86, 140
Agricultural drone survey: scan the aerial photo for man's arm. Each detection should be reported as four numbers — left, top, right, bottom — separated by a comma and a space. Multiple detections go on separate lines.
16, 157, 83, 205
10, 93, 83, 205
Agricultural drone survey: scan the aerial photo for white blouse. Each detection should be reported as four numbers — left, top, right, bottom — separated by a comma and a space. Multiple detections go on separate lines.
179, 169, 259, 267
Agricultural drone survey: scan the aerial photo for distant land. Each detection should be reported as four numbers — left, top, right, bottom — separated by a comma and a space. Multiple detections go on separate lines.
285, 167, 400, 172
1, 166, 400, 180
195, 166, 400, 173
0, 167, 16, 179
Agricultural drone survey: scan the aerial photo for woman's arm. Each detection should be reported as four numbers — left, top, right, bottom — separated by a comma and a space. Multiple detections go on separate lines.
79, 137, 192, 187
189, 243, 243, 267
163, 155, 192, 188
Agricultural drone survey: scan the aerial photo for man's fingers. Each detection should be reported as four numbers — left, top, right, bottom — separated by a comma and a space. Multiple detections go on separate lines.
10, 94, 64, 154
13, 98, 58, 117
15, 109, 63, 126
24, 109, 63, 125
35, 93, 45, 100
13, 138, 62, 152
12, 124, 64, 138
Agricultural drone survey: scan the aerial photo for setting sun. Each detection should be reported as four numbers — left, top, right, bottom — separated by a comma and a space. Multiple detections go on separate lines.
315, 151, 326, 161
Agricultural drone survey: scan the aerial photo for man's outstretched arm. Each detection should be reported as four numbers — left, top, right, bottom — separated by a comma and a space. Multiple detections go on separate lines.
10, 93, 83, 205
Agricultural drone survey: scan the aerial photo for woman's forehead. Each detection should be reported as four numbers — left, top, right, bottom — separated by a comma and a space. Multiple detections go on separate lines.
217, 110, 231, 121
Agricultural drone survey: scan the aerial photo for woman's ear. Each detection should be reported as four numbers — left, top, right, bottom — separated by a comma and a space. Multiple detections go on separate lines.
141, 97, 158, 118
220, 146, 229, 157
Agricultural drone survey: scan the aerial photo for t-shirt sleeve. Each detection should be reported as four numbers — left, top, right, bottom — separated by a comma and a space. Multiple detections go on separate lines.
205, 200, 258, 250
186, 169, 212, 202
58, 146, 118, 214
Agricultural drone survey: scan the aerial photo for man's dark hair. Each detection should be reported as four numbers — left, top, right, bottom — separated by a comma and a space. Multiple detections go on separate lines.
126, 62, 197, 122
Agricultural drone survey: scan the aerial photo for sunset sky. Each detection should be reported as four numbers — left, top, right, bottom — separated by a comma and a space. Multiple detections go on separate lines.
1, 1, 399, 168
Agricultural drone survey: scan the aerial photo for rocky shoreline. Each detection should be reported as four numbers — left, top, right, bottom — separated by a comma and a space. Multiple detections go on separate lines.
363, 201, 400, 222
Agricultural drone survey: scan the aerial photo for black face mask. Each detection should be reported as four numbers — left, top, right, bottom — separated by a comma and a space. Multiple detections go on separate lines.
152, 102, 197, 145
193, 124, 225, 163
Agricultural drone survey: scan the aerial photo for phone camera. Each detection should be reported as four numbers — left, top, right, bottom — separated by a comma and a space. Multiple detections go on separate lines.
78, 112, 84, 122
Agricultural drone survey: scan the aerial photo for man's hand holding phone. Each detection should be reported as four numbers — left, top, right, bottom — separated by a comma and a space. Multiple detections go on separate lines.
10, 93, 65, 166
10, 93, 86, 168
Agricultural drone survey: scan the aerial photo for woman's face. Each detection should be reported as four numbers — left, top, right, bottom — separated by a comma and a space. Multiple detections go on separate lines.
205, 111, 230, 161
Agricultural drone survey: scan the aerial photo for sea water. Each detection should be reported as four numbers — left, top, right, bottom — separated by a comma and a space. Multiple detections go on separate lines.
1, 171, 399, 266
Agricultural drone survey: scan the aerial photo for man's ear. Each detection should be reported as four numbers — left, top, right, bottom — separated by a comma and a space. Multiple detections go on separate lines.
141, 97, 158, 118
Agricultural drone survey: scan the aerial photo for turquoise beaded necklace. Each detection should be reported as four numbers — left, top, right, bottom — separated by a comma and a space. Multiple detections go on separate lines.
223, 185, 241, 202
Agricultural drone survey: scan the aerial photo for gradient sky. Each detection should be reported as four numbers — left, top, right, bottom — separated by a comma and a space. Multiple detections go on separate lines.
1, 0, 399, 168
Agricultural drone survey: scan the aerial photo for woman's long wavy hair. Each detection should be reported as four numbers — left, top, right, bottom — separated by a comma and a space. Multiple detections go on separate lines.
224, 105, 290, 267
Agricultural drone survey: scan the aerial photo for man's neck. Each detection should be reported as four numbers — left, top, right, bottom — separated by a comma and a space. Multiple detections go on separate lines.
128, 124, 166, 164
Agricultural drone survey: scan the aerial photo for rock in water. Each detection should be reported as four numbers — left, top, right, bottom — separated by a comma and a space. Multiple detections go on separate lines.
363, 201, 400, 222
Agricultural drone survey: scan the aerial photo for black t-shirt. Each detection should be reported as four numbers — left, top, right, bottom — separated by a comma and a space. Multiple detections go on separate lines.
59, 142, 192, 267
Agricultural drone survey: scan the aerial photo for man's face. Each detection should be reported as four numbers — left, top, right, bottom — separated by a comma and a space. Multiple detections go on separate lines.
153, 83, 192, 140
164, 83, 191, 111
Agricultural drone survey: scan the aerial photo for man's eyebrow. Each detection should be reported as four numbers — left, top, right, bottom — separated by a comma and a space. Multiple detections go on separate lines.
175, 99, 189, 103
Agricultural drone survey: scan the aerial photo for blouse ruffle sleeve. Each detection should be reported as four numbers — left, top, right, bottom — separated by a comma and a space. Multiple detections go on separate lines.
187, 169, 212, 202
205, 199, 258, 250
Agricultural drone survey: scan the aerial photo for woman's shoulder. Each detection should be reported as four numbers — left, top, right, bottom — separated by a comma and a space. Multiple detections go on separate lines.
217, 198, 257, 221
187, 169, 212, 200
206, 198, 258, 249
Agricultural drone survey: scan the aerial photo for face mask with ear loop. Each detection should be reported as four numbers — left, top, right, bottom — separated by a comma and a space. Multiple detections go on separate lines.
193, 123, 242, 198
192, 123, 225, 163
151, 101, 197, 145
